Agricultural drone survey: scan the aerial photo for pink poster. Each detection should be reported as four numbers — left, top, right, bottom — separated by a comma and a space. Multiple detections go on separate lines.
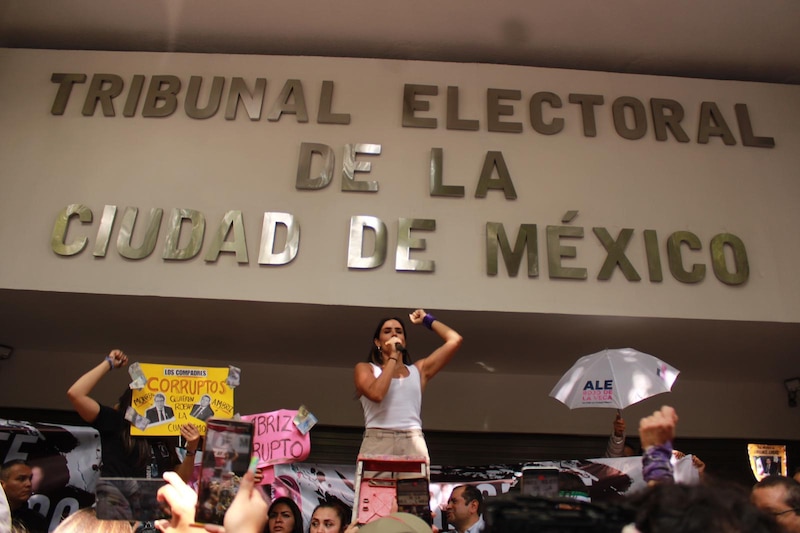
241, 409, 311, 470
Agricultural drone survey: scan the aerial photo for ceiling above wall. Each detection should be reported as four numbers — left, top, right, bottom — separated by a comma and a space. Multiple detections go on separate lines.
1, 0, 799, 85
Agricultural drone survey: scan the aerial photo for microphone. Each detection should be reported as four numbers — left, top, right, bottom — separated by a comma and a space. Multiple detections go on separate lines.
394, 343, 408, 355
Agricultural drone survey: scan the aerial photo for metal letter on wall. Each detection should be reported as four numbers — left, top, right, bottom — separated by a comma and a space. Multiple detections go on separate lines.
710, 233, 749, 285
225, 77, 267, 120
123, 75, 145, 117
82, 74, 124, 117
258, 212, 300, 265
593, 227, 641, 281
93, 205, 118, 257
402, 84, 438, 128
643, 229, 663, 282
185, 76, 225, 119
486, 222, 538, 277
51, 204, 92, 256
650, 99, 690, 143
487, 88, 523, 133
117, 207, 163, 260
697, 102, 736, 145
474, 151, 517, 199
529, 92, 564, 135
267, 79, 309, 123
611, 97, 647, 140
204, 210, 248, 263
446, 86, 479, 131
667, 231, 705, 283
162, 209, 206, 260
396, 218, 435, 272
296, 142, 335, 190
546, 225, 587, 280
347, 216, 387, 269
429, 148, 465, 197
318, 81, 351, 125
568, 93, 604, 137
735, 103, 775, 148
142, 76, 181, 118
342, 143, 380, 192
50, 73, 87, 115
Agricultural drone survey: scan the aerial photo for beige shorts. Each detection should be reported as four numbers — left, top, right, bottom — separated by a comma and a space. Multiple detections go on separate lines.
358, 428, 429, 479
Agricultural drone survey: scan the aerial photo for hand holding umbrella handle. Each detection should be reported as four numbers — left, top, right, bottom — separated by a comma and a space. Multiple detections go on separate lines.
613, 411, 625, 438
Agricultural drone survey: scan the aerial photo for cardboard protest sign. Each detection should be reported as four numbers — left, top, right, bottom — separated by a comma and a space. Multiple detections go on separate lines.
129, 363, 235, 436
241, 409, 311, 475
748, 443, 787, 480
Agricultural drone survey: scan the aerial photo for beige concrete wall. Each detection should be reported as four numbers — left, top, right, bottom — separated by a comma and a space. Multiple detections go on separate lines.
0, 49, 799, 322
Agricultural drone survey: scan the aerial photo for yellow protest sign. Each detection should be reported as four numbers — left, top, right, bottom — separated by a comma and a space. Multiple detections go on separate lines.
129, 363, 235, 436
747, 443, 787, 481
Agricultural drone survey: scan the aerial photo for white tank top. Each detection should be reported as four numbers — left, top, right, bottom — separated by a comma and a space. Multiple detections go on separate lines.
360, 363, 422, 430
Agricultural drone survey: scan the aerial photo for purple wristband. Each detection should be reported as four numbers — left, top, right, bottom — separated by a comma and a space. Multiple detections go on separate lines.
422, 314, 437, 330
642, 442, 674, 484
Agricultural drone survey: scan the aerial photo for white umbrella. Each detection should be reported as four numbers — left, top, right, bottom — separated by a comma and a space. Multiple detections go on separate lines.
549, 348, 680, 410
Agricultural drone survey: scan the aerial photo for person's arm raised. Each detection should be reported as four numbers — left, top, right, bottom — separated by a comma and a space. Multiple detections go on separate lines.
639, 405, 679, 485
639, 405, 678, 449
410, 310, 463, 388
66, 349, 128, 423
175, 423, 201, 482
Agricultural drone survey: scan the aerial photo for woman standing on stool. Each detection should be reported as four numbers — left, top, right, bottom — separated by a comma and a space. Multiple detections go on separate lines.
354, 309, 463, 470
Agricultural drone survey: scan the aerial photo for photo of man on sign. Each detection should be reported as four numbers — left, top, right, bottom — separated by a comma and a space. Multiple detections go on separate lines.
145, 393, 175, 424
130, 364, 235, 436
190, 395, 215, 421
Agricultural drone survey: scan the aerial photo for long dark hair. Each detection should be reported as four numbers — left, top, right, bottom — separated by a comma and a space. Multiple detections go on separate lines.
310, 500, 351, 533
265, 496, 304, 533
628, 481, 783, 533
116, 389, 179, 470
367, 316, 412, 366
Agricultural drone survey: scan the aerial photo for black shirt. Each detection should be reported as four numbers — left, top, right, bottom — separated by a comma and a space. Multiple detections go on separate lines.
92, 404, 176, 478
12, 505, 49, 533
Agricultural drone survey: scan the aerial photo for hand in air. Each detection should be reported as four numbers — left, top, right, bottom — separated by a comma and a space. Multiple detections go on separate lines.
180, 424, 201, 453
155, 471, 198, 533
639, 405, 678, 449
408, 309, 427, 325
108, 349, 128, 369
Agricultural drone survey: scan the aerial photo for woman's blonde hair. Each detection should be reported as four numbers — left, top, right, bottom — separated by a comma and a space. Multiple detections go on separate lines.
53, 508, 133, 533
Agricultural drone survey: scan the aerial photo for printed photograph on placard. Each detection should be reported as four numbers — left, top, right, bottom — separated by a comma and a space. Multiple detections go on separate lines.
748, 443, 787, 480
129, 363, 235, 436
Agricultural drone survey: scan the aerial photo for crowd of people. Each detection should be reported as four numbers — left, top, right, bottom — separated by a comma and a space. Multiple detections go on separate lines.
1, 309, 800, 533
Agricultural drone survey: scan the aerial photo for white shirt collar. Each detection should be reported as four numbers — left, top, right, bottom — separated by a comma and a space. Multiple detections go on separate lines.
463, 515, 485, 533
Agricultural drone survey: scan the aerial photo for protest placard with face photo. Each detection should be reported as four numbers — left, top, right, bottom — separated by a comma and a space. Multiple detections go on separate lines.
129, 363, 236, 436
